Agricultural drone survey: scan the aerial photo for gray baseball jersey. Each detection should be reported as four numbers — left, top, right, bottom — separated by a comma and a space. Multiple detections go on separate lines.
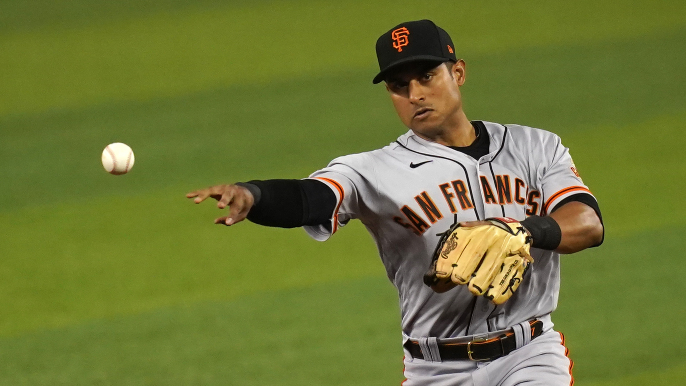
304, 121, 593, 340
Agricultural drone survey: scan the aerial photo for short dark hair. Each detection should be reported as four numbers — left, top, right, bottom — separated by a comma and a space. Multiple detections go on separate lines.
383, 60, 457, 83
444, 60, 456, 78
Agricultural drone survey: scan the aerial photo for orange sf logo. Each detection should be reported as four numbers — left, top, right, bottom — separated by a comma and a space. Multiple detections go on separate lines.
392, 27, 410, 52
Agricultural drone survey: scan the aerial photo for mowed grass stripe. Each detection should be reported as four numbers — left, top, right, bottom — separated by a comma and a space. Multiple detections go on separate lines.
0, 221, 684, 385
0, 194, 383, 336
0, 276, 402, 386
2, 26, 685, 212
556, 224, 686, 381
586, 362, 686, 386
3, 0, 683, 37
464, 27, 686, 131
1, 0, 684, 117
558, 111, 686, 237
0, 0, 273, 33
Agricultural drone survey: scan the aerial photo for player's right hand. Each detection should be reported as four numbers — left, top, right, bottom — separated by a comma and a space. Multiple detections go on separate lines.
186, 184, 254, 226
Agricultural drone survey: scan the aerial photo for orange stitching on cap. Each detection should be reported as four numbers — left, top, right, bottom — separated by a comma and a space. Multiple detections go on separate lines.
447, 45, 453, 54
392, 27, 410, 52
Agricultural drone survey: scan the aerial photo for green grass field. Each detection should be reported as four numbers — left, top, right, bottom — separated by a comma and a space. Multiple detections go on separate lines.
1, 1, 685, 384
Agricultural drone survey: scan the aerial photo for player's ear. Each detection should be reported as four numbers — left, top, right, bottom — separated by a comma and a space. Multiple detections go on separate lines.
453, 60, 466, 86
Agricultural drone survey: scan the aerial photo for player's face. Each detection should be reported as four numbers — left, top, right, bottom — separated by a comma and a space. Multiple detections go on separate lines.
385, 60, 466, 137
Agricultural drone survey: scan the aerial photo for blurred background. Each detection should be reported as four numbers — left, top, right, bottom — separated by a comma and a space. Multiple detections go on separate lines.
1, 0, 685, 384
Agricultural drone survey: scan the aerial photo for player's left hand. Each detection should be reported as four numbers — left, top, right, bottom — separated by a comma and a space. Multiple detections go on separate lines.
186, 184, 255, 226
423, 218, 534, 305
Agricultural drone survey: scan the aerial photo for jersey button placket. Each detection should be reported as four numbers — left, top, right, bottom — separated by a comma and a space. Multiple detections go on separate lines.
473, 167, 486, 221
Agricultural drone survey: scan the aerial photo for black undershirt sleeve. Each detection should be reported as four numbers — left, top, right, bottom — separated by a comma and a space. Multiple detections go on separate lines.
551, 192, 604, 247
551, 192, 603, 223
238, 179, 337, 228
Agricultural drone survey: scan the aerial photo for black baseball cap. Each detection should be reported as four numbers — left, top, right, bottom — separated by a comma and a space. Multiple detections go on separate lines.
373, 19, 457, 84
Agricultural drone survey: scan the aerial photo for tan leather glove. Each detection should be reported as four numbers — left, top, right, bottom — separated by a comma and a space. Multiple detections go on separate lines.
424, 217, 534, 305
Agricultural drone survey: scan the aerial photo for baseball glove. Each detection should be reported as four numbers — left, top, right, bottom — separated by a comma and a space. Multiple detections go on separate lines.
423, 217, 534, 305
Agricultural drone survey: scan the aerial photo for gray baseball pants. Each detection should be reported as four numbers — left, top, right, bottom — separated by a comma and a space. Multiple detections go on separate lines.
402, 329, 573, 386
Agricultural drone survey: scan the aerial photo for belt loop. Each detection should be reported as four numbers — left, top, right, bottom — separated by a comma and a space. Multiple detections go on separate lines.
418, 338, 432, 361
513, 323, 525, 349
519, 321, 532, 346
418, 338, 442, 362
513, 321, 532, 350
428, 337, 441, 362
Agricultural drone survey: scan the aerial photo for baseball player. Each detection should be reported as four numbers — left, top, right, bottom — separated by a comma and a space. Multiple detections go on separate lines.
187, 19, 604, 385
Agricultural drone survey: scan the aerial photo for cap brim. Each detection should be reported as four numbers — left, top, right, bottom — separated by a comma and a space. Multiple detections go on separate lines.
372, 55, 447, 84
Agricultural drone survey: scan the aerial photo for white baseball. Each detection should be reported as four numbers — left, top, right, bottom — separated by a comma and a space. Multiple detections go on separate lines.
102, 142, 135, 175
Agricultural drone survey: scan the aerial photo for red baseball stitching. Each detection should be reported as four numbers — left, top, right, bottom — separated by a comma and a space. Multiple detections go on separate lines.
106, 145, 118, 174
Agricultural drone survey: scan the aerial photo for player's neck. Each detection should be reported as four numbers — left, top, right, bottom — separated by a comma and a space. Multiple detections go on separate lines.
413, 114, 475, 147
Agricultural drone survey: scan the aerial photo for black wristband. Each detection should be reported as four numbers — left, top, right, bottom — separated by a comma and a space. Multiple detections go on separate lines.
234, 182, 262, 206
520, 216, 562, 250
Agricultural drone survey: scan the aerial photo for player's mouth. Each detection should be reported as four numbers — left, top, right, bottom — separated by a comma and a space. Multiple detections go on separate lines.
413, 107, 433, 120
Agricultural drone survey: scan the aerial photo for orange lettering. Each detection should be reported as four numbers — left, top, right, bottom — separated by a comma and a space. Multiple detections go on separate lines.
480, 176, 497, 205
392, 27, 410, 52
495, 175, 513, 205
526, 190, 541, 216
401, 205, 430, 234
514, 178, 527, 205
452, 180, 474, 209
439, 183, 457, 213
415, 191, 443, 223
393, 216, 421, 236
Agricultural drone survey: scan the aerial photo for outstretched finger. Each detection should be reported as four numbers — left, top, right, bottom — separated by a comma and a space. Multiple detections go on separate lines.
217, 188, 235, 209
187, 189, 211, 204
214, 215, 235, 226
214, 212, 247, 226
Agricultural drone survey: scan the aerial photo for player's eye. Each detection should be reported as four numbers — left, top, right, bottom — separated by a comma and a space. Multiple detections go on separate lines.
390, 80, 408, 90
422, 73, 433, 81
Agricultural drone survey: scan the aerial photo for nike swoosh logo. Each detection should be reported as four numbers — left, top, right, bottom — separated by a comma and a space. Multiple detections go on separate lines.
410, 160, 433, 168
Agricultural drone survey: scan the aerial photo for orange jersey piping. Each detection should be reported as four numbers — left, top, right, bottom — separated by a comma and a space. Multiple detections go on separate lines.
543, 186, 592, 214
559, 332, 575, 386
313, 177, 344, 234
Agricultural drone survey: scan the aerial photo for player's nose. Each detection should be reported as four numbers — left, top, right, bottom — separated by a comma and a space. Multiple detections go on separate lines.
407, 80, 425, 103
